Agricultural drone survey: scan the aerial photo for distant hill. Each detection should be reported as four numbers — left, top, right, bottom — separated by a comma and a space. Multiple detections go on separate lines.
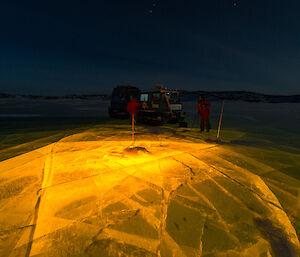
0, 91, 299, 103
0, 93, 110, 100
179, 90, 300, 103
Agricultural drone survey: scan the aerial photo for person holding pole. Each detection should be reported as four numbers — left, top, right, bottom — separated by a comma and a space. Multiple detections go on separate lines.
127, 97, 140, 144
197, 96, 211, 132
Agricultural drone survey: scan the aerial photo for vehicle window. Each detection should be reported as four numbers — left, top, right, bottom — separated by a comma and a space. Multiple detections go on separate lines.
112, 94, 120, 102
152, 93, 161, 103
140, 93, 148, 101
167, 93, 179, 103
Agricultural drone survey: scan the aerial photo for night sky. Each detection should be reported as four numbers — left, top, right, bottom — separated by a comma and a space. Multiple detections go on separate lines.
1, 0, 300, 95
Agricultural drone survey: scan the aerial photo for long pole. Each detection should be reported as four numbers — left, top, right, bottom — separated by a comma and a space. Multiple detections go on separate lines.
217, 100, 224, 140
131, 114, 135, 145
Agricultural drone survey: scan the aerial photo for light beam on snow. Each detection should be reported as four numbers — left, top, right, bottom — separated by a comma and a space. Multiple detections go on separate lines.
0, 130, 299, 257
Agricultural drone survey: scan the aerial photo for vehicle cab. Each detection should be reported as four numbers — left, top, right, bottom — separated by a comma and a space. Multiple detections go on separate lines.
138, 86, 185, 124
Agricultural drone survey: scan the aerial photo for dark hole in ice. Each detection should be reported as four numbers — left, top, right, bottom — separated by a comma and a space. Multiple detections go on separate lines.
124, 146, 149, 154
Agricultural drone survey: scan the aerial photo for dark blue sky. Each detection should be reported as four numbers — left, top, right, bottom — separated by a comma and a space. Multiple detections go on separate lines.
1, 0, 300, 95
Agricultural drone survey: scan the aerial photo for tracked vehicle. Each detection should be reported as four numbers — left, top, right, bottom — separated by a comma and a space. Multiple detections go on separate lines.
137, 85, 186, 125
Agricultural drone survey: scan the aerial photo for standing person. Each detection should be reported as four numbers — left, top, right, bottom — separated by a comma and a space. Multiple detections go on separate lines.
127, 97, 140, 123
197, 96, 211, 132
127, 97, 140, 144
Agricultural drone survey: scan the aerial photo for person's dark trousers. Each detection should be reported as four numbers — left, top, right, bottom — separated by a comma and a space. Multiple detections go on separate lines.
200, 116, 210, 132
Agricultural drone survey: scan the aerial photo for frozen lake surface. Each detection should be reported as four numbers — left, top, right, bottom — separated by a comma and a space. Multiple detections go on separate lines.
0, 98, 299, 257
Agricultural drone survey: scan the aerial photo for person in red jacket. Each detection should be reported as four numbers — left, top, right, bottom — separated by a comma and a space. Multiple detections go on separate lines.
197, 96, 211, 132
127, 97, 140, 123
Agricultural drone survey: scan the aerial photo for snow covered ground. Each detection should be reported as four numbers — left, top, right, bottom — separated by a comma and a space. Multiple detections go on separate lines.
0, 98, 299, 257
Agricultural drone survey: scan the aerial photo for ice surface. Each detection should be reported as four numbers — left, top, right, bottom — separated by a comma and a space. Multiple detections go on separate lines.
0, 98, 110, 117
0, 124, 299, 257
0, 99, 299, 257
